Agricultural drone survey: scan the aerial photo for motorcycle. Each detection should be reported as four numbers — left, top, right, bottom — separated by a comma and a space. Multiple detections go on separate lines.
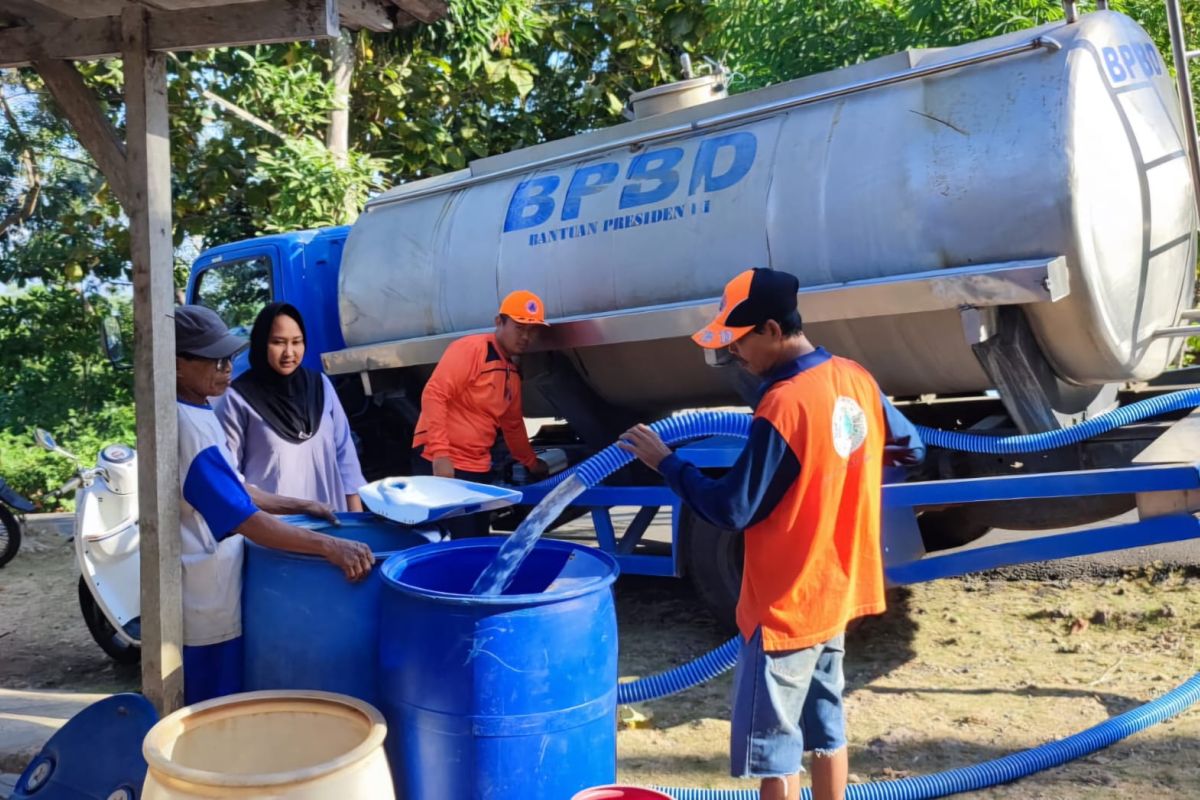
0, 474, 34, 568
35, 428, 141, 664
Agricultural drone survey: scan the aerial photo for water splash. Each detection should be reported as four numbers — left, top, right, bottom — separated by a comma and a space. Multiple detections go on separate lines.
471, 474, 586, 595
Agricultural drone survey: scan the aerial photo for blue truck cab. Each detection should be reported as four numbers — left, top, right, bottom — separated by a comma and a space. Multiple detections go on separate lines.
184, 227, 350, 374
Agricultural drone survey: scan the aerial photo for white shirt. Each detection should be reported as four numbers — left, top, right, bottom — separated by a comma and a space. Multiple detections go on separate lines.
177, 400, 258, 646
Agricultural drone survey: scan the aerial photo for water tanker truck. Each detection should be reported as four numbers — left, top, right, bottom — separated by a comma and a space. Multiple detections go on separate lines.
186, 9, 1200, 622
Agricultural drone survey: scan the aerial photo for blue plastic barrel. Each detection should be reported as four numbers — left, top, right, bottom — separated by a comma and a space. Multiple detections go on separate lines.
242, 512, 435, 706
379, 539, 619, 800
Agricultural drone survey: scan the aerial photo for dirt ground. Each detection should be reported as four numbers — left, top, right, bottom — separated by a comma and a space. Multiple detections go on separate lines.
0, 528, 139, 696
2, 527, 1198, 797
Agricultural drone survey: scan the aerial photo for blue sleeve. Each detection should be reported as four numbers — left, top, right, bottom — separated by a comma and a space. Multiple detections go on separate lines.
657, 417, 800, 531
880, 391, 925, 466
183, 446, 258, 540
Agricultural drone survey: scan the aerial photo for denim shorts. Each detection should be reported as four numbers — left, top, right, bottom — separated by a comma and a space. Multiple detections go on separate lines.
730, 628, 847, 778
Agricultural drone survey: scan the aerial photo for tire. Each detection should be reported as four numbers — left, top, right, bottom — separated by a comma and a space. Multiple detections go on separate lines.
77, 576, 140, 665
681, 508, 742, 632
0, 505, 20, 568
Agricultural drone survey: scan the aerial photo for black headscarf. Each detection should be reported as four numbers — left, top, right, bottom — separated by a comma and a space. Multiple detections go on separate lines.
231, 303, 325, 444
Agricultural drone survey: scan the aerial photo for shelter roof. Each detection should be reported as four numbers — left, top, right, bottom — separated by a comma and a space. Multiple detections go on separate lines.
0, 0, 447, 67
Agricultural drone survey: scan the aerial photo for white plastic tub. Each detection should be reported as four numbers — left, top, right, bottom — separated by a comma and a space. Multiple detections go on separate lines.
142, 690, 393, 799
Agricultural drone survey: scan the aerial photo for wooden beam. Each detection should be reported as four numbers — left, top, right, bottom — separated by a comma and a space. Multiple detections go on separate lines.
0, 0, 72, 24
148, 0, 339, 51
389, 0, 447, 24
0, 0, 340, 67
0, 15, 119, 67
34, 0, 127, 18
33, 58, 133, 210
123, 4, 184, 716
143, 0, 266, 8
339, 0, 395, 32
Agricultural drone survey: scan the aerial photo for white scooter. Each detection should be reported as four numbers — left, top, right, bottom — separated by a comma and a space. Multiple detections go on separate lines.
36, 428, 141, 664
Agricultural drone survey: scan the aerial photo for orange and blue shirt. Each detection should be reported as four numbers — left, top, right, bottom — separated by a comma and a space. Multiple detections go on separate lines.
658, 347, 924, 652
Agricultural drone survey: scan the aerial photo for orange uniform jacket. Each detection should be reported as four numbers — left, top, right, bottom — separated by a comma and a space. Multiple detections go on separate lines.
412, 333, 538, 474
658, 348, 925, 651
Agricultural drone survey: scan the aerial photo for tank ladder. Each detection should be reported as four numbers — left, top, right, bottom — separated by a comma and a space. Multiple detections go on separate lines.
1166, 0, 1200, 215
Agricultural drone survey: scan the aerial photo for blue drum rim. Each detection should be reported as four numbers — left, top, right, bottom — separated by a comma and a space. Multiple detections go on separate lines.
244, 513, 435, 565
380, 539, 619, 605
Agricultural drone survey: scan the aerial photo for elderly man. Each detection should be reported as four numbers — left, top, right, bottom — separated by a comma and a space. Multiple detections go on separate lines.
619, 268, 924, 800
173, 305, 374, 705
410, 290, 551, 538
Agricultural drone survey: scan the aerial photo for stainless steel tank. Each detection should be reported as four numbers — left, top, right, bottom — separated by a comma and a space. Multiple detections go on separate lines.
335, 11, 1196, 413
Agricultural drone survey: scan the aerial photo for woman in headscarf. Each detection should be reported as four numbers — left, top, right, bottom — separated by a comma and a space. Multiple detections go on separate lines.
216, 303, 366, 512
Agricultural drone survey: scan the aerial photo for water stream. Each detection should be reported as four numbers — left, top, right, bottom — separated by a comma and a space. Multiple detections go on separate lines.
470, 474, 587, 595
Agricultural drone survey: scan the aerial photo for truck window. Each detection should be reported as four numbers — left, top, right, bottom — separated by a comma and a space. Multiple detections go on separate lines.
193, 255, 272, 335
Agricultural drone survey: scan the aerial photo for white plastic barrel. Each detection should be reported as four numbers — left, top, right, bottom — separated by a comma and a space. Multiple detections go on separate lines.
142, 690, 393, 799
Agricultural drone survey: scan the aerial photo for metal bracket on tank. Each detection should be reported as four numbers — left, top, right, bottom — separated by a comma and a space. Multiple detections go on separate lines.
963, 304, 1119, 434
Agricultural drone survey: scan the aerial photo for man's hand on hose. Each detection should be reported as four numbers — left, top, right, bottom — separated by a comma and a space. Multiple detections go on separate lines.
323, 536, 374, 582
617, 424, 672, 471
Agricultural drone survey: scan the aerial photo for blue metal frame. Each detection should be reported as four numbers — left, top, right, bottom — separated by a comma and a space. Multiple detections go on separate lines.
520, 440, 1200, 584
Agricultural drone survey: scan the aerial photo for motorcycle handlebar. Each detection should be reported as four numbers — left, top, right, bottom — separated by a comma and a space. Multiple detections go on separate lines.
53, 470, 96, 497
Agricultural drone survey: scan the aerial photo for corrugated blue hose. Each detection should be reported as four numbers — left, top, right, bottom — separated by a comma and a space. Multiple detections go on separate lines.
913, 386, 1200, 454
518, 390, 1200, 797
652, 672, 1200, 799
551, 389, 1200, 706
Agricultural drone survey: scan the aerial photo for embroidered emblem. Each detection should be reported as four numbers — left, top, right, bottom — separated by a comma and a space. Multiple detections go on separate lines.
831, 396, 868, 459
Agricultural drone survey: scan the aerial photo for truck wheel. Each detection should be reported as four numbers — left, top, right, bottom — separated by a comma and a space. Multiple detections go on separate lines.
681, 508, 741, 631
0, 506, 20, 568
78, 577, 140, 665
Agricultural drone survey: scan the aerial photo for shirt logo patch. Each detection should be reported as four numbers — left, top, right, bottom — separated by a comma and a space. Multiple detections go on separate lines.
832, 396, 868, 459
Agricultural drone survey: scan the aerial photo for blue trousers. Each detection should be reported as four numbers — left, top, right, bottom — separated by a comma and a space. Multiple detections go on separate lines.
183, 636, 244, 706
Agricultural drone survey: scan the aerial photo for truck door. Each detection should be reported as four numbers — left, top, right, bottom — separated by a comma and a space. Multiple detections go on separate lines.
188, 250, 277, 334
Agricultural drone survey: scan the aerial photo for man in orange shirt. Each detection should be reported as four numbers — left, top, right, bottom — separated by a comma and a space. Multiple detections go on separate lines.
411, 290, 549, 538
620, 268, 924, 800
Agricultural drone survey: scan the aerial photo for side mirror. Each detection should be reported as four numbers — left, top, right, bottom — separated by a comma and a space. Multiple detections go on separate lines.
34, 428, 57, 452
34, 428, 78, 462
100, 314, 131, 370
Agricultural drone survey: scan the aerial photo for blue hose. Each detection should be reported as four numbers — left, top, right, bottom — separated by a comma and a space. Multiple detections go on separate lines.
600, 389, 1200, 706
618, 636, 741, 705
914, 386, 1200, 454
654, 672, 1200, 799
540, 410, 753, 489
555, 389, 1200, 796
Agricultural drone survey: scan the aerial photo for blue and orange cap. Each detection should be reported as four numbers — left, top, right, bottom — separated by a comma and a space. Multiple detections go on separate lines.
692, 268, 801, 349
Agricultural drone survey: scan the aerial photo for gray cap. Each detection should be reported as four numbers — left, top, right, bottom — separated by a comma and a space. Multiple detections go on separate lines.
175, 305, 247, 359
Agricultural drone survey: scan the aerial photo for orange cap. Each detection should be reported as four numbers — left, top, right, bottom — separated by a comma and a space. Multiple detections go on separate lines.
692, 270, 757, 349
499, 290, 550, 326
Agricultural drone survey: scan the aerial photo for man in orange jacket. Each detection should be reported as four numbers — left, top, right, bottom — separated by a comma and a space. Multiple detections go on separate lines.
411, 290, 550, 538
620, 268, 924, 800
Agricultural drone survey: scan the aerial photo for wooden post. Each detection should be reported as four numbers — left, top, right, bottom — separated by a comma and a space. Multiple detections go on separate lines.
123, 6, 183, 714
